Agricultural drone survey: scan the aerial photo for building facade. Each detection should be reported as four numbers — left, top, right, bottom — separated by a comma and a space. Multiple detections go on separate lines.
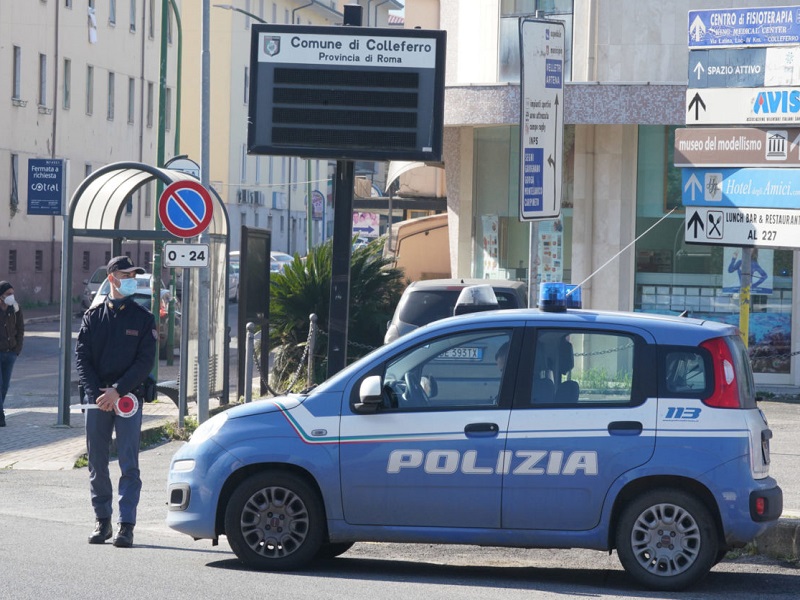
0, 0, 179, 303
406, 0, 798, 387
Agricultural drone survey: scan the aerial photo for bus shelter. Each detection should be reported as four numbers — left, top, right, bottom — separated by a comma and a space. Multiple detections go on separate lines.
57, 161, 230, 425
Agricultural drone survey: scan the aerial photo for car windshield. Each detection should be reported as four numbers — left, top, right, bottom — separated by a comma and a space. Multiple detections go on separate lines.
398, 290, 518, 327
89, 269, 107, 284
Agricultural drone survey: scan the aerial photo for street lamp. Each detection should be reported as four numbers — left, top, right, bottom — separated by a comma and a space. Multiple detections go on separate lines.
213, 3, 268, 23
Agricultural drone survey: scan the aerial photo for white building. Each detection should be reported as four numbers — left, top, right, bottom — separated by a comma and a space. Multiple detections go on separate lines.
0, 0, 180, 303
406, 0, 798, 387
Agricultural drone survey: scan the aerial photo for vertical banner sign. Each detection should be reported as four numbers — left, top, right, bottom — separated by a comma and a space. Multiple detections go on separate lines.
520, 18, 565, 221
28, 158, 66, 216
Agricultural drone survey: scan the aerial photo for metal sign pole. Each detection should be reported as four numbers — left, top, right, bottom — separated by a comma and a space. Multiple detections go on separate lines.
739, 247, 752, 348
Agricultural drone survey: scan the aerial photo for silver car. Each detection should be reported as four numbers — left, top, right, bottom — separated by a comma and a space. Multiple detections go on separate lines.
384, 278, 528, 344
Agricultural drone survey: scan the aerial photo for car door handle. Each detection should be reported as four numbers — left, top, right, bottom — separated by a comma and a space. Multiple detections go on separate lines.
464, 423, 500, 437
608, 421, 643, 436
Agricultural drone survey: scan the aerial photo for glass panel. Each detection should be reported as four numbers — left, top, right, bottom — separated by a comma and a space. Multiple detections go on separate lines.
384, 330, 514, 410
634, 126, 794, 376
473, 125, 574, 283
532, 329, 634, 405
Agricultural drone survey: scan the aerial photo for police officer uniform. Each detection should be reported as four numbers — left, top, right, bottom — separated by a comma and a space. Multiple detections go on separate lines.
75, 256, 157, 548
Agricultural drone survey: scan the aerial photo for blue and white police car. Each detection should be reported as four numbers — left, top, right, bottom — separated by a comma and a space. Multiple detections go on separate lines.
166, 284, 782, 591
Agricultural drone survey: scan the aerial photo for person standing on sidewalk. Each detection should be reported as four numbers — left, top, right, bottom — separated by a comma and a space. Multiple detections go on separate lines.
75, 256, 157, 548
0, 281, 23, 427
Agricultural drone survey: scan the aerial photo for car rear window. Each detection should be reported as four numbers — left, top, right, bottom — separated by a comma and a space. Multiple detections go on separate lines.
398, 289, 520, 327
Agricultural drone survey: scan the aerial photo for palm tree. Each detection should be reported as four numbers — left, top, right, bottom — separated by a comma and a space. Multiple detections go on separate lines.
269, 237, 405, 389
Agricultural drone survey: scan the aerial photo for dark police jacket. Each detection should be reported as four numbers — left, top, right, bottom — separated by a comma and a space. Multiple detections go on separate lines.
0, 305, 23, 354
75, 297, 157, 403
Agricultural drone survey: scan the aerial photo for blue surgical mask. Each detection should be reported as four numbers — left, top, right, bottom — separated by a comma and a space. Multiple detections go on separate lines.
115, 277, 138, 297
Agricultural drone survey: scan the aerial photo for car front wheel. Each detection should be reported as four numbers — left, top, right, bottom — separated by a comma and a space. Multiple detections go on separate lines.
615, 488, 718, 591
224, 472, 325, 571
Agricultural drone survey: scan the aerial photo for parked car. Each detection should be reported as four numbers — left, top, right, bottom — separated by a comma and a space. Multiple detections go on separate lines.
81, 266, 109, 309
270, 251, 294, 274
228, 252, 240, 303
90, 273, 180, 357
166, 287, 781, 591
384, 278, 528, 344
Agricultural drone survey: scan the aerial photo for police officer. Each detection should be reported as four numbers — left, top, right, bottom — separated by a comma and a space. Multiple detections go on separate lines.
75, 256, 157, 548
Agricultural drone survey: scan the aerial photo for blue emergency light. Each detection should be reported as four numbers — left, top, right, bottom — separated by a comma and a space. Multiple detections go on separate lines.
539, 282, 582, 312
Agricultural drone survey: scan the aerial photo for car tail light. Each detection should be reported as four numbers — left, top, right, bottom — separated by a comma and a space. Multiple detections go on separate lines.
700, 337, 741, 408
754, 497, 765, 516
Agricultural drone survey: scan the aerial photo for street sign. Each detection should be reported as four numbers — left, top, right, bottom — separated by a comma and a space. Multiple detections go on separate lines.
27, 158, 66, 216
519, 18, 565, 221
165, 156, 200, 179
248, 24, 446, 162
352, 211, 379, 238
158, 180, 214, 238
688, 48, 765, 88
688, 6, 800, 49
675, 127, 800, 167
684, 206, 800, 249
163, 243, 210, 267
682, 167, 800, 208
689, 47, 800, 88
686, 87, 800, 125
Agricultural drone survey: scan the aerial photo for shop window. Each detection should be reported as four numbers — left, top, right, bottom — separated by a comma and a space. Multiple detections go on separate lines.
634, 126, 794, 376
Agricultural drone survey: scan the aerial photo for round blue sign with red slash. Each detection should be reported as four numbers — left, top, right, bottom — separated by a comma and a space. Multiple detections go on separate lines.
158, 180, 214, 238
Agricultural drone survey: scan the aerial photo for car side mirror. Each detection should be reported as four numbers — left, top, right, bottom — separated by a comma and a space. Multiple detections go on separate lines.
83, 279, 89, 285
354, 375, 383, 414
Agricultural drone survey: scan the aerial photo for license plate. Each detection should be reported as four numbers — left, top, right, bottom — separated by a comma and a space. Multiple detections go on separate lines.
438, 347, 484, 361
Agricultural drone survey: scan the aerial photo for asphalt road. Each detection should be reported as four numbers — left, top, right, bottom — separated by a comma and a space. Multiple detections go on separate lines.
0, 440, 798, 600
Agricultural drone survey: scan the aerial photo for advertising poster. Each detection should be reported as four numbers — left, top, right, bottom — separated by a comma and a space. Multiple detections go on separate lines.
722, 247, 773, 295
538, 219, 563, 283
482, 214, 499, 276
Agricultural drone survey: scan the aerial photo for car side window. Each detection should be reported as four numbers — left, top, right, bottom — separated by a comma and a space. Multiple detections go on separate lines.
662, 347, 710, 395
382, 329, 514, 411
530, 329, 637, 407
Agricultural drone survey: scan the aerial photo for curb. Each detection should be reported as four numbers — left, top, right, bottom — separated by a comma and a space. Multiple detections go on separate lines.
755, 516, 800, 561
24, 314, 62, 325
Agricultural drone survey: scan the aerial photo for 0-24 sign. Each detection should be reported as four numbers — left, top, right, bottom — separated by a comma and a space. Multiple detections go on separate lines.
163, 243, 209, 268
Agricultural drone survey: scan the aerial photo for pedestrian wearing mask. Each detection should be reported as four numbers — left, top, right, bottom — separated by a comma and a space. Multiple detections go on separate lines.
75, 256, 157, 547
0, 281, 23, 427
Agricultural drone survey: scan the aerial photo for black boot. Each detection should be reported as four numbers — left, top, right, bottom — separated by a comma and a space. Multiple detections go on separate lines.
88, 518, 112, 544
113, 523, 135, 548
0, 410, 6, 426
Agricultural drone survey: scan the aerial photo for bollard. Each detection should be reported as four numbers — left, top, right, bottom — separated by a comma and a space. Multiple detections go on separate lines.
245, 322, 256, 403
308, 313, 317, 388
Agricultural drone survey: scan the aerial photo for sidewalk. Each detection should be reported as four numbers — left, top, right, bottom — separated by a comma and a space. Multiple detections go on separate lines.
0, 399, 189, 470
0, 304, 226, 470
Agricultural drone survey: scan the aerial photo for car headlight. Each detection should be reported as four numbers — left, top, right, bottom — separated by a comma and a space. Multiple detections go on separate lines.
189, 411, 228, 445
171, 459, 196, 472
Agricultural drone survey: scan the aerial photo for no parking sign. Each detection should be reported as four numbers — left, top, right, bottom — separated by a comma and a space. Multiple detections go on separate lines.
158, 180, 214, 238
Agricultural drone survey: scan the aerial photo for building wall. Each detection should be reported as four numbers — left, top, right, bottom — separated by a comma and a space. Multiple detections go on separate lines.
0, 0, 178, 305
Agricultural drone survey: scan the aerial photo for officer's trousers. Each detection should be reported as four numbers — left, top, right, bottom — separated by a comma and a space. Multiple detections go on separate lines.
84, 399, 143, 525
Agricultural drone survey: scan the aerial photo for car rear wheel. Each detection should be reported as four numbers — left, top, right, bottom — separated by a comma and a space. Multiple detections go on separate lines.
224, 472, 325, 571
615, 488, 718, 591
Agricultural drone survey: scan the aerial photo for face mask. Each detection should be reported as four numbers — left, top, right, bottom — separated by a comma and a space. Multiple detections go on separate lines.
114, 277, 138, 297
3, 295, 15, 306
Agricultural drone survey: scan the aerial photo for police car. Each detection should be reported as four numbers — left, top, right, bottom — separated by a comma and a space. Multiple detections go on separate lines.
166, 283, 782, 591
